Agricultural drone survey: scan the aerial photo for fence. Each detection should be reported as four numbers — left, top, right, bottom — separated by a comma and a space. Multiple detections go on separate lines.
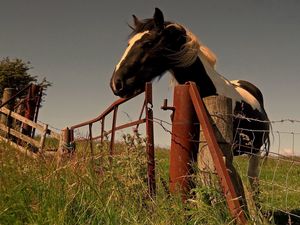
0, 106, 60, 157
0, 84, 61, 158
68, 82, 156, 196
68, 82, 248, 224
3, 81, 298, 224
154, 86, 300, 224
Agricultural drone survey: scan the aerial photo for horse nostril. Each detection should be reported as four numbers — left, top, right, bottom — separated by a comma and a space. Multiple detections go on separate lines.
115, 78, 124, 92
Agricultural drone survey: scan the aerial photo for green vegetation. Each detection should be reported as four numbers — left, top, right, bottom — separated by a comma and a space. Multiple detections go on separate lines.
0, 57, 37, 96
0, 134, 299, 224
0, 57, 51, 103
234, 156, 300, 212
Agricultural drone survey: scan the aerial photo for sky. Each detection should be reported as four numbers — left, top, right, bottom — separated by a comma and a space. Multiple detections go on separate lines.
1, 0, 300, 154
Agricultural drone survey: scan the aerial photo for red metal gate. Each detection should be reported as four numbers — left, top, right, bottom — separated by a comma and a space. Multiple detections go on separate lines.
69, 83, 156, 197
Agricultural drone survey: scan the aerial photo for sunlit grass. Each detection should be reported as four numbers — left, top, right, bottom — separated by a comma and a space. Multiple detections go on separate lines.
1, 136, 299, 224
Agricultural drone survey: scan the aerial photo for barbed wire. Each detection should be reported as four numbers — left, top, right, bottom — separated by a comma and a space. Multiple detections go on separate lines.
37, 119, 62, 132
70, 111, 300, 222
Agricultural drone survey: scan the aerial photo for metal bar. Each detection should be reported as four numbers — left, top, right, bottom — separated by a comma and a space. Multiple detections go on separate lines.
169, 84, 199, 200
101, 119, 146, 137
75, 118, 146, 143
89, 123, 94, 157
188, 82, 247, 225
145, 82, 156, 197
134, 99, 146, 132
22, 84, 40, 137
100, 118, 105, 143
110, 106, 118, 161
71, 92, 143, 130
32, 86, 43, 137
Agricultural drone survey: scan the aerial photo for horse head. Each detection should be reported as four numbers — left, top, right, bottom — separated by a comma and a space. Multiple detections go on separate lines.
110, 8, 188, 98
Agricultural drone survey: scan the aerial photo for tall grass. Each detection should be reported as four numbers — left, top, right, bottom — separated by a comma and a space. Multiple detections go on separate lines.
0, 135, 232, 225
2, 133, 299, 224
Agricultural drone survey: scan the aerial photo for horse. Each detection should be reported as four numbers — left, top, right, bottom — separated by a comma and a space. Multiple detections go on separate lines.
110, 8, 270, 197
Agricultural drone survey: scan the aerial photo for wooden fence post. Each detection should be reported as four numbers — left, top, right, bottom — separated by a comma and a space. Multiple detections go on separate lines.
39, 124, 48, 152
0, 88, 15, 127
57, 127, 71, 163
198, 96, 247, 210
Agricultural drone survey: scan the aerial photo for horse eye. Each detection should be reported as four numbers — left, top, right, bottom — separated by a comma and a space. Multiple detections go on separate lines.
144, 41, 153, 48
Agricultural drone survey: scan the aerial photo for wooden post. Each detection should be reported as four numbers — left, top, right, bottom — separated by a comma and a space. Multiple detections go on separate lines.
198, 96, 247, 211
1, 88, 15, 126
13, 99, 25, 132
39, 124, 48, 152
57, 127, 71, 163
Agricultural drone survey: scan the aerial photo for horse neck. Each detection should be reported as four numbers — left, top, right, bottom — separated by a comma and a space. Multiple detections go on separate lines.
170, 51, 238, 100
170, 54, 218, 97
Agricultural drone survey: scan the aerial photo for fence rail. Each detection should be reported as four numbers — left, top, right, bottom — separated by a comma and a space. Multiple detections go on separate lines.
68, 82, 156, 196
0, 103, 60, 157
2, 81, 298, 224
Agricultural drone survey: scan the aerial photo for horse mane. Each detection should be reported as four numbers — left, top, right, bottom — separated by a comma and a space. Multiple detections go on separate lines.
166, 25, 217, 68
130, 19, 217, 69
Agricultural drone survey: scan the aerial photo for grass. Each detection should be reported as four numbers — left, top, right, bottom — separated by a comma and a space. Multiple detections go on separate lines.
0, 134, 299, 224
234, 155, 300, 212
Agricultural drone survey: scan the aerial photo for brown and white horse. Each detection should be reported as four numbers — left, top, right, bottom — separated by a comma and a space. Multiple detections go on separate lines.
110, 8, 270, 192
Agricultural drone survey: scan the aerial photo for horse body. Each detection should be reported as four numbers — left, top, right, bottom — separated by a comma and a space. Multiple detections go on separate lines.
110, 8, 270, 191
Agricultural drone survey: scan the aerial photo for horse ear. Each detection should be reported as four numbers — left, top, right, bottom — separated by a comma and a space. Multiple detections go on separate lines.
153, 8, 164, 29
132, 15, 141, 27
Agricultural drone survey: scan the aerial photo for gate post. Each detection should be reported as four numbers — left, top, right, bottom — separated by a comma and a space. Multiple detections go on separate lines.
22, 84, 41, 137
169, 84, 199, 199
145, 82, 156, 197
0, 88, 15, 127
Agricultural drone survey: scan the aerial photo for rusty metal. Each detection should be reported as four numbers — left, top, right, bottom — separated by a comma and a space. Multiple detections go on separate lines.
32, 86, 43, 137
71, 93, 141, 130
70, 83, 155, 197
76, 119, 147, 142
145, 82, 156, 197
22, 84, 41, 137
169, 84, 199, 199
89, 123, 94, 156
134, 100, 146, 132
110, 106, 118, 160
188, 82, 247, 225
100, 118, 105, 143
103, 119, 146, 136
161, 99, 175, 112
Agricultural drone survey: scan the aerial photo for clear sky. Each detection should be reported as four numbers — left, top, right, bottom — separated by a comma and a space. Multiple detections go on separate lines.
1, 0, 300, 154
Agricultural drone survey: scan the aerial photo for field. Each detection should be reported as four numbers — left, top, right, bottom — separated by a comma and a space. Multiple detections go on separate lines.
0, 135, 300, 225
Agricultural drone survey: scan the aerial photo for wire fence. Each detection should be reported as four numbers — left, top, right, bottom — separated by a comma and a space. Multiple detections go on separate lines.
68, 89, 300, 224
151, 113, 300, 223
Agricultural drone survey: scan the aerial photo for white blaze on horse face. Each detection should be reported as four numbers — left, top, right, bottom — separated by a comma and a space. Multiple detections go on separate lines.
115, 31, 150, 72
